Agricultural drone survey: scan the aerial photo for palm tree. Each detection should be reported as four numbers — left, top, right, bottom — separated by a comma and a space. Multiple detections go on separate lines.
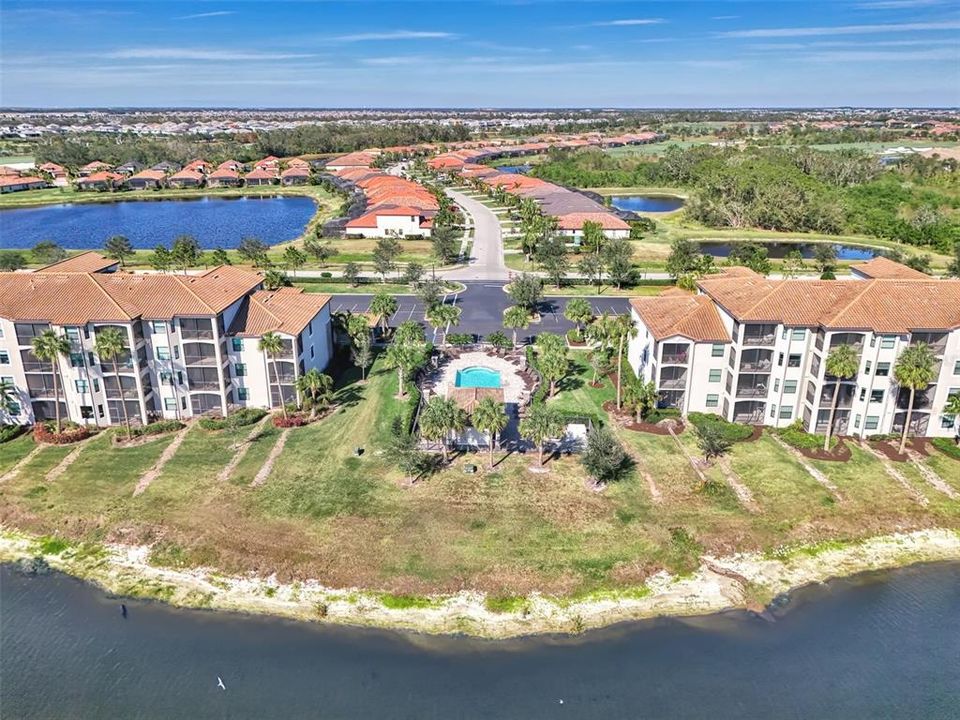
369, 292, 399, 337
419, 396, 467, 463
945, 393, 960, 445
609, 315, 638, 411
295, 368, 333, 419
94, 326, 133, 440
472, 396, 508, 468
519, 404, 563, 466
894, 342, 936, 453
0, 378, 17, 415
426, 303, 462, 346
384, 341, 426, 398
624, 379, 659, 423
258, 332, 288, 419
31, 329, 71, 434
503, 305, 530, 348
823, 343, 860, 451
563, 298, 593, 341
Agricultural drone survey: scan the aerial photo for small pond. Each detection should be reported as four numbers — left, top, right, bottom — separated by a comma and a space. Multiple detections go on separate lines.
697, 241, 878, 261
0, 195, 317, 250
610, 194, 685, 213
496, 164, 533, 175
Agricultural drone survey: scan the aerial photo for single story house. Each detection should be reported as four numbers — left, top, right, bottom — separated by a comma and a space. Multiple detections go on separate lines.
115, 160, 144, 176
78, 161, 110, 177
245, 167, 278, 186
0, 175, 47, 193
38, 162, 69, 186
207, 168, 241, 188
280, 166, 310, 186
167, 168, 205, 188
75, 171, 123, 191
126, 169, 167, 190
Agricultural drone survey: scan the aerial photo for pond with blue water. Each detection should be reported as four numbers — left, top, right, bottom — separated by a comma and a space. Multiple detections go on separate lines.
610, 194, 686, 213
697, 241, 878, 260
0, 195, 317, 250
456, 366, 502, 388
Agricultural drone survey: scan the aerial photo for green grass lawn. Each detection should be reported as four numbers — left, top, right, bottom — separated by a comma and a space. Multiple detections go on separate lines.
0, 433, 36, 475
295, 281, 416, 295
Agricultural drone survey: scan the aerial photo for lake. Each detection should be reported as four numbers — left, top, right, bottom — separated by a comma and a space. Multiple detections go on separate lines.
696, 241, 878, 260
3, 561, 959, 719
610, 194, 686, 213
0, 195, 317, 250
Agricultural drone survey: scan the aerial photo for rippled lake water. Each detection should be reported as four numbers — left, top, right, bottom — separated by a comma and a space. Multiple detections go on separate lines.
0, 195, 317, 250
3, 562, 959, 719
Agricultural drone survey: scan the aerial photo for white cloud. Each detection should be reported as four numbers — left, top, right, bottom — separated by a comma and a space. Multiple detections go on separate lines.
175, 11, 236, 21
720, 20, 960, 38
711, 16, 739, 20
856, 0, 947, 8
591, 18, 665, 27
804, 48, 960, 62
330, 30, 456, 42
106, 48, 315, 61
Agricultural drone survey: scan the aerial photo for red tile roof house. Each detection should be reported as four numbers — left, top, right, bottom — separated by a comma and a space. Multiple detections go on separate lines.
216, 160, 244, 173
280, 166, 310, 186
78, 161, 111, 177
167, 168, 205, 189
75, 171, 123, 191
126, 169, 167, 190
38, 162, 69, 187
207, 167, 241, 188
183, 159, 212, 174
254, 156, 281, 170
0, 175, 47, 193
345, 205, 435, 238
286, 157, 311, 169
245, 167, 278, 186
555, 212, 631, 240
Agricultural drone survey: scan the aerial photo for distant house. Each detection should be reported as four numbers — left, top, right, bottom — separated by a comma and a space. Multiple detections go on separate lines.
216, 160, 244, 173
286, 157, 311, 169
126, 168, 167, 190
38, 162, 69, 187
245, 167, 278, 186
207, 167, 241, 188
78, 161, 110, 177
0, 175, 47, 193
167, 168, 205, 189
254, 155, 280, 171
280, 166, 310, 186
75, 171, 122, 191
114, 160, 144, 176
151, 160, 181, 174
183, 159, 212, 174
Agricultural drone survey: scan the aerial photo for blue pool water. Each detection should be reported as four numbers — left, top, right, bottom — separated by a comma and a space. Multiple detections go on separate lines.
610, 194, 686, 213
0, 195, 317, 250
455, 366, 502, 388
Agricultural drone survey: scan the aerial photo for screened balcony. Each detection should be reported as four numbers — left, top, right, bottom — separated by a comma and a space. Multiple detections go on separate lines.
179, 317, 215, 341
183, 342, 218, 367
658, 367, 687, 390
733, 400, 766, 424
736, 373, 769, 398
742, 324, 777, 347
819, 382, 856, 409
827, 332, 865, 353
739, 349, 773, 373
660, 342, 690, 365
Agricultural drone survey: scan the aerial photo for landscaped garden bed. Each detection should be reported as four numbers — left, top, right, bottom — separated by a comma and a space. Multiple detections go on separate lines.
198, 408, 268, 432
33, 421, 94, 445
686, 412, 760, 443
111, 420, 184, 447
603, 401, 684, 435
869, 436, 932, 462
774, 421, 850, 461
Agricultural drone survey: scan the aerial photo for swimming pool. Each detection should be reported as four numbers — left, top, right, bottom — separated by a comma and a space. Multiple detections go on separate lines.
455, 366, 502, 388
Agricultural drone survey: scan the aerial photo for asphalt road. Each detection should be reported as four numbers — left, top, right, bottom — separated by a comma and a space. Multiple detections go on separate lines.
442, 189, 508, 281
330, 281, 631, 344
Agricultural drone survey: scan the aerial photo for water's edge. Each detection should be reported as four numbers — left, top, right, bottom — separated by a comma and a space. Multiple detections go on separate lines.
3, 526, 959, 639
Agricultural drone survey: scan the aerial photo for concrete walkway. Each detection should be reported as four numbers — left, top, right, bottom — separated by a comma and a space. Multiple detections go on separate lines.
442, 188, 508, 281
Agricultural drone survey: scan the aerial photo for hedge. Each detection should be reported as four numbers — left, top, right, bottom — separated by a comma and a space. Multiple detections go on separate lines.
643, 408, 681, 424
776, 421, 837, 451
127, 420, 184, 438
273, 414, 307, 428
931, 438, 960, 461
687, 412, 754, 443
0, 424, 26, 444
198, 408, 267, 432
525, 346, 549, 406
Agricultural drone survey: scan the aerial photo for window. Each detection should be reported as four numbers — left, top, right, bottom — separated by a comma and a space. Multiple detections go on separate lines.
7, 401, 20, 415
854, 414, 861, 429
870, 389, 884, 403
88, 352, 96, 366
97, 404, 104, 418
788, 354, 801, 368
781, 328, 788, 340
69, 352, 84, 367
234, 363, 246, 377
791, 328, 806, 341
865, 361, 872, 374
0, 327, 3, 338
231, 338, 243, 352
942, 415, 956, 429
880, 336, 896, 349
164, 398, 177, 411
308, 321, 313, 336
859, 387, 866, 401
174, 346, 180, 359
74, 379, 88, 393
181, 397, 187, 410
237, 387, 250, 401
310, 346, 314, 359
1, 375, 12, 386
954, 360, 960, 375
80, 406, 93, 419
0, 350, 9, 364
152, 321, 167, 334
708, 369, 721, 383
773, 379, 780, 392
93, 378, 100, 392
784, 380, 797, 394
770, 404, 777, 418
777, 352, 784, 367
177, 371, 184, 385
156, 346, 170, 361
865, 415, 880, 431
65, 327, 81, 344
876, 362, 890, 377
779, 407, 793, 419
711, 344, 724, 358
869, 337, 876, 348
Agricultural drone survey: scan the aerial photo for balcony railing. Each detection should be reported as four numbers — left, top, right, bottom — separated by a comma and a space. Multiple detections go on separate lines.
21, 361, 51, 373
661, 353, 689, 365
742, 334, 776, 347
736, 386, 768, 398
181, 329, 216, 340
740, 360, 772, 372
660, 376, 687, 389
184, 355, 218, 367
188, 381, 223, 392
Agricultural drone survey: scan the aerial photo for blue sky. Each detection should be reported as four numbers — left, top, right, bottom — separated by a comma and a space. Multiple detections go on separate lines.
1, 0, 958, 108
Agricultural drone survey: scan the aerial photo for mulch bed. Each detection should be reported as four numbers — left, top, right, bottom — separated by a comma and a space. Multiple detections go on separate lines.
792, 438, 853, 462
871, 438, 931, 462
741, 425, 764, 443
602, 401, 685, 435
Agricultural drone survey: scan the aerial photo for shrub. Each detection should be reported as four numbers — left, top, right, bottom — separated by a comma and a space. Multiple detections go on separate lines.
198, 408, 267, 431
273, 414, 307, 428
0, 424, 26, 443
931, 438, 960, 461
445, 333, 474, 346
687, 412, 754, 442
127, 420, 184, 438
34, 421, 92, 445
642, 408, 681, 424
777, 421, 836, 450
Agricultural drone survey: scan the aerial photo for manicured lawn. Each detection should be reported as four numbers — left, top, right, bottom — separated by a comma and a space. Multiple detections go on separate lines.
0, 433, 36, 475
295, 281, 415, 295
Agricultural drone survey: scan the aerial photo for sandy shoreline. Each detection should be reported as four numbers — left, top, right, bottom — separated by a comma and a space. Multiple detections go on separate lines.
3, 527, 959, 638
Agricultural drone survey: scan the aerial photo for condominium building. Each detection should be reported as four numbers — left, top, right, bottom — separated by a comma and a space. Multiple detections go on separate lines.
627, 265, 960, 439
0, 254, 333, 427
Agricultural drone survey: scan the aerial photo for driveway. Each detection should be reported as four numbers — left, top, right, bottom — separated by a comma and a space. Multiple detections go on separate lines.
442, 189, 508, 281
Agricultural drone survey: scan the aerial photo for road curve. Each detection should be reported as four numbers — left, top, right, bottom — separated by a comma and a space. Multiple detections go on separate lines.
443, 188, 508, 281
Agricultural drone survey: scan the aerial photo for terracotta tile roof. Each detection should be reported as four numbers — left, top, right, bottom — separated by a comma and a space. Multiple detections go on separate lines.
208, 167, 240, 179
36, 251, 118, 274
555, 212, 630, 231
183, 159, 211, 172
127, 169, 166, 182
228, 288, 331, 337
0, 175, 45, 188
698, 276, 960, 333
0, 165, 19, 176
168, 168, 204, 182
630, 295, 730, 343
286, 157, 311, 168
280, 166, 310, 178
849, 256, 929, 280
76, 171, 122, 184
447, 387, 505, 412
245, 167, 278, 180
80, 161, 110, 172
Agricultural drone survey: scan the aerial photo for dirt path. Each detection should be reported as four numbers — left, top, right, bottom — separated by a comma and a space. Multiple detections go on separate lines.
46, 434, 98, 482
667, 427, 708, 483
906, 449, 958, 500
0, 443, 43, 484
770, 435, 844, 503
619, 431, 662, 504
216, 416, 272, 483
717, 457, 760, 513
859, 441, 928, 506
251, 427, 291, 487
133, 425, 191, 497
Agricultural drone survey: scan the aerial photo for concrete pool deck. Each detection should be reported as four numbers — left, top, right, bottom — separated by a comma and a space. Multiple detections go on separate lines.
427, 351, 527, 404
